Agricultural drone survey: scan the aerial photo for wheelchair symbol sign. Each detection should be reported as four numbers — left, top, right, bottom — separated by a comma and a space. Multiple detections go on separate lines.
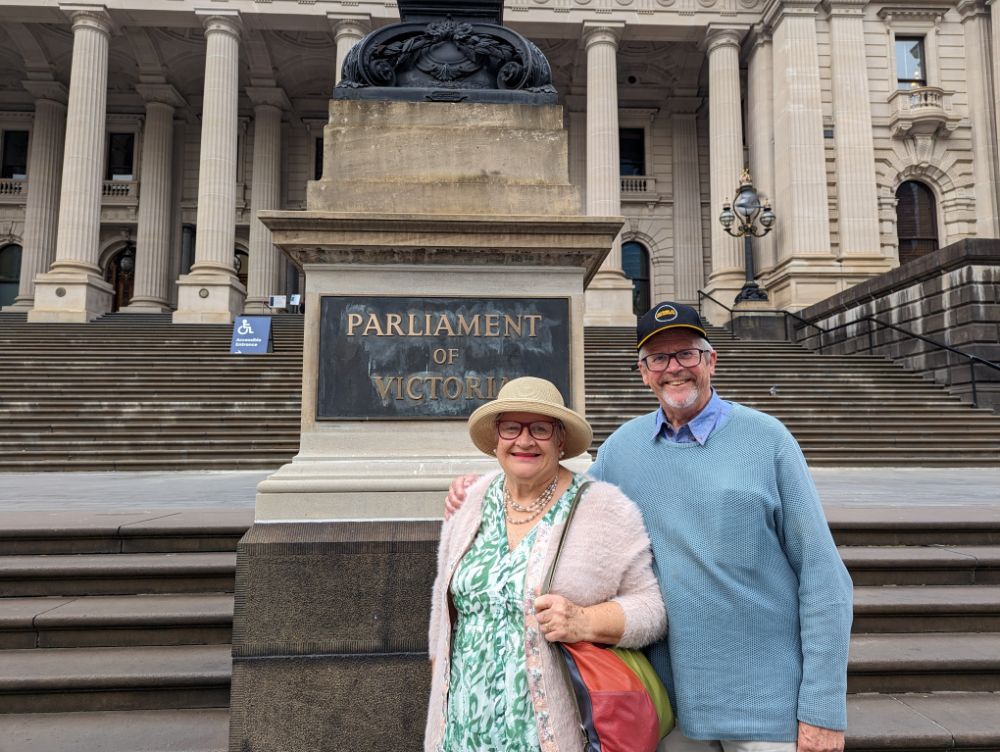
230, 316, 272, 354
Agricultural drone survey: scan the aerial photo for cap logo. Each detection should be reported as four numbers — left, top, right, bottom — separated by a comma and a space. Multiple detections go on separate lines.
654, 305, 678, 322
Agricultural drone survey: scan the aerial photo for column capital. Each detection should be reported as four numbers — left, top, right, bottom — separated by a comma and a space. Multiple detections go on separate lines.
957, 0, 989, 20
761, 0, 822, 26
665, 96, 703, 115
136, 83, 186, 108
22, 80, 69, 104
195, 9, 242, 40
247, 86, 291, 111
581, 20, 625, 49
745, 23, 772, 53
702, 26, 745, 54
822, 0, 868, 15
327, 14, 371, 40
60, 4, 116, 36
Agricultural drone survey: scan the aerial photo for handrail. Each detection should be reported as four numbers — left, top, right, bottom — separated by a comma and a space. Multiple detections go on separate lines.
697, 289, 1000, 408
696, 289, 828, 341
791, 313, 1000, 408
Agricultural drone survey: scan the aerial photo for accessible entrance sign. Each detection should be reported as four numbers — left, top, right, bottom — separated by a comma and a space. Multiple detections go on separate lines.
230, 316, 273, 354
317, 296, 571, 419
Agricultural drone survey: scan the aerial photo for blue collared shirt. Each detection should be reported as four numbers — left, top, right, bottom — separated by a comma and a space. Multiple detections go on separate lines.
652, 389, 734, 445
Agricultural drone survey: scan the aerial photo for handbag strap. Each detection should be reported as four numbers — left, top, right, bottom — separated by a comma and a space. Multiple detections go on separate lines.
540, 480, 591, 596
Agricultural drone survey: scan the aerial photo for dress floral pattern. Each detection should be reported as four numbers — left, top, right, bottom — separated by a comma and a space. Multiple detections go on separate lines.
442, 473, 581, 752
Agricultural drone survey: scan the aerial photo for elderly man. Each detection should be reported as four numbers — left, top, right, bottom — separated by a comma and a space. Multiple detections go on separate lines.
447, 300, 853, 752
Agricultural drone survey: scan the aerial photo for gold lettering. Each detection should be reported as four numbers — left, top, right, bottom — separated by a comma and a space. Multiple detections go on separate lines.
426, 375, 441, 400
433, 315, 456, 337
346, 312, 363, 336
372, 375, 402, 401
425, 313, 433, 336
457, 314, 480, 336
405, 376, 423, 401
484, 314, 500, 336
362, 313, 384, 337
443, 377, 464, 400
503, 315, 523, 338
407, 313, 423, 336
385, 313, 404, 336
524, 315, 542, 337
465, 376, 485, 400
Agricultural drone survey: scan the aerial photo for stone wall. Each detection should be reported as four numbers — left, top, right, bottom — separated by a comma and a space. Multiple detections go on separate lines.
795, 239, 1000, 411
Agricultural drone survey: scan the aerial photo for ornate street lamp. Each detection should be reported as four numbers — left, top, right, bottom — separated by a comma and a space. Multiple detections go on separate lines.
719, 168, 775, 303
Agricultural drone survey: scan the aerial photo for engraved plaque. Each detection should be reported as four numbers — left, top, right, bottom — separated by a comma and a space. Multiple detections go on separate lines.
317, 296, 571, 419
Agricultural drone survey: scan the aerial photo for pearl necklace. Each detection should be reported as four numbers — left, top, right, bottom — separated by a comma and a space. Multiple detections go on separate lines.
504, 475, 559, 525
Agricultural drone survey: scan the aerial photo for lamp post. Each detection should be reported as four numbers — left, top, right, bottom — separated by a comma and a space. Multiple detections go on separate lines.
719, 168, 775, 303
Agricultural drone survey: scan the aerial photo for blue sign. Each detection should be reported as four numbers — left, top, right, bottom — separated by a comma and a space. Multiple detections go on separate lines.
230, 316, 273, 354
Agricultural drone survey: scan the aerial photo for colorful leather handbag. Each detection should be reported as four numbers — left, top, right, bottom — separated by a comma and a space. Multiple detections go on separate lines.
542, 482, 674, 752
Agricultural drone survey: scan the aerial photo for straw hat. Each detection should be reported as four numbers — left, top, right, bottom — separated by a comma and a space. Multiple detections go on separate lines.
467, 377, 593, 458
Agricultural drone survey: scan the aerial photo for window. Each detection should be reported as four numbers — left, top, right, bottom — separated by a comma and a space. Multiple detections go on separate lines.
1, 131, 28, 179
619, 128, 645, 176
622, 241, 650, 316
896, 38, 927, 89
0, 244, 22, 307
105, 133, 135, 180
895, 181, 938, 266
314, 137, 324, 180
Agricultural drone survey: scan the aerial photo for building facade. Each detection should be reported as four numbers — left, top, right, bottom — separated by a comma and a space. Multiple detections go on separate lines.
0, 0, 995, 325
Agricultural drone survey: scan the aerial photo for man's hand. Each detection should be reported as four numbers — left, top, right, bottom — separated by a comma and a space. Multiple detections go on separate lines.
444, 474, 477, 519
797, 722, 844, 752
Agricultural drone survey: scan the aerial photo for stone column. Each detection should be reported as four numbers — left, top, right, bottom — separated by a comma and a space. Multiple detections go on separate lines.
6, 83, 66, 311
173, 10, 244, 324
244, 87, 289, 313
827, 0, 884, 261
582, 20, 634, 326
122, 85, 185, 313
28, 7, 114, 323
746, 29, 776, 275
329, 16, 370, 85
668, 96, 704, 305
771, 4, 831, 259
960, 0, 1000, 237
703, 26, 747, 306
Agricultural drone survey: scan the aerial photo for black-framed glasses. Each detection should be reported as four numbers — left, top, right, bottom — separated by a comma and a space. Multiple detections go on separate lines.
496, 419, 560, 441
638, 348, 709, 372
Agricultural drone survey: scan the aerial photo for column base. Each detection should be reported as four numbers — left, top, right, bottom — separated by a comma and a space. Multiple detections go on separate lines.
583, 270, 636, 327
242, 298, 273, 315
762, 255, 893, 310
119, 298, 172, 314
2, 296, 35, 312
27, 271, 113, 323
172, 272, 245, 324
701, 271, 746, 326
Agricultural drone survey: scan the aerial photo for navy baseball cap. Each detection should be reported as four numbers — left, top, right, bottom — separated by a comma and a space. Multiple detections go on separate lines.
636, 301, 709, 350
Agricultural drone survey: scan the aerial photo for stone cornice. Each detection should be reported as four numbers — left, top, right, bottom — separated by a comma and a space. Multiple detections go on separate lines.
877, 5, 950, 24
761, 0, 822, 27
955, 0, 988, 19
822, 0, 869, 17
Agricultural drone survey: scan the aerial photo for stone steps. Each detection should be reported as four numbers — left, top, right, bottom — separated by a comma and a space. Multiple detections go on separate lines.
843, 545, 1000, 585
852, 585, 1000, 632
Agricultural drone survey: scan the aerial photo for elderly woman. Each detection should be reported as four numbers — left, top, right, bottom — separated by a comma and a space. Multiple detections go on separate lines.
426, 376, 666, 752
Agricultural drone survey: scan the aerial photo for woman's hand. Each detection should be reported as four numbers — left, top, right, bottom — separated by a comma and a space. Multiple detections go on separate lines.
534, 595, 625, 645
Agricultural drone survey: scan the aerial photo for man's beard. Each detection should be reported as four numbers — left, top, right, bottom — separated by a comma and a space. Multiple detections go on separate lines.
661, 382, 701, 410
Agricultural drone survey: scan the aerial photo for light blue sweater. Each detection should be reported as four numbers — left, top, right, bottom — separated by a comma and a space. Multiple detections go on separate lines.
589, 403, 853, 741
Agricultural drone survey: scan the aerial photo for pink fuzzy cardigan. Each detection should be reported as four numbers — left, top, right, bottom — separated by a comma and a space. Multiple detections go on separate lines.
425, 471, 667, 752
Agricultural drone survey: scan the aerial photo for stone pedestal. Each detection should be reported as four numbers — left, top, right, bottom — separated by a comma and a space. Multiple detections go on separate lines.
228, 99, 621, 752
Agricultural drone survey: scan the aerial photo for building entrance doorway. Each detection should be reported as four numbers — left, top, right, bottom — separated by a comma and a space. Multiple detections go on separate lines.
622, 241, 650, 316
105, 246, 135, 311
0, 243, 21, 307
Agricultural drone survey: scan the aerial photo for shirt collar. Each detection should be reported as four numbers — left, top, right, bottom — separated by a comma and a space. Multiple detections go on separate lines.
652, 389, 726, 446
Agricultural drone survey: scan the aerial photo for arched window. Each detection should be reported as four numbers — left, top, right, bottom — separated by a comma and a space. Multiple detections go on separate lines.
621, 241, 650, 317
0, 244, 22, 308
896, 181, 939, 266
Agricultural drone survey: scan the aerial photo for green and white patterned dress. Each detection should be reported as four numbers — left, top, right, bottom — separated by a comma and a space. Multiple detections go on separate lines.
442, 473, 582, 752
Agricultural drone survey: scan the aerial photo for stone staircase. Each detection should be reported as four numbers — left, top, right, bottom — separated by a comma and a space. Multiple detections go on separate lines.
1, 314, 998, 470
0, 312, 302, 472
0, 506, 998, 751
586, 326, 1000, 465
